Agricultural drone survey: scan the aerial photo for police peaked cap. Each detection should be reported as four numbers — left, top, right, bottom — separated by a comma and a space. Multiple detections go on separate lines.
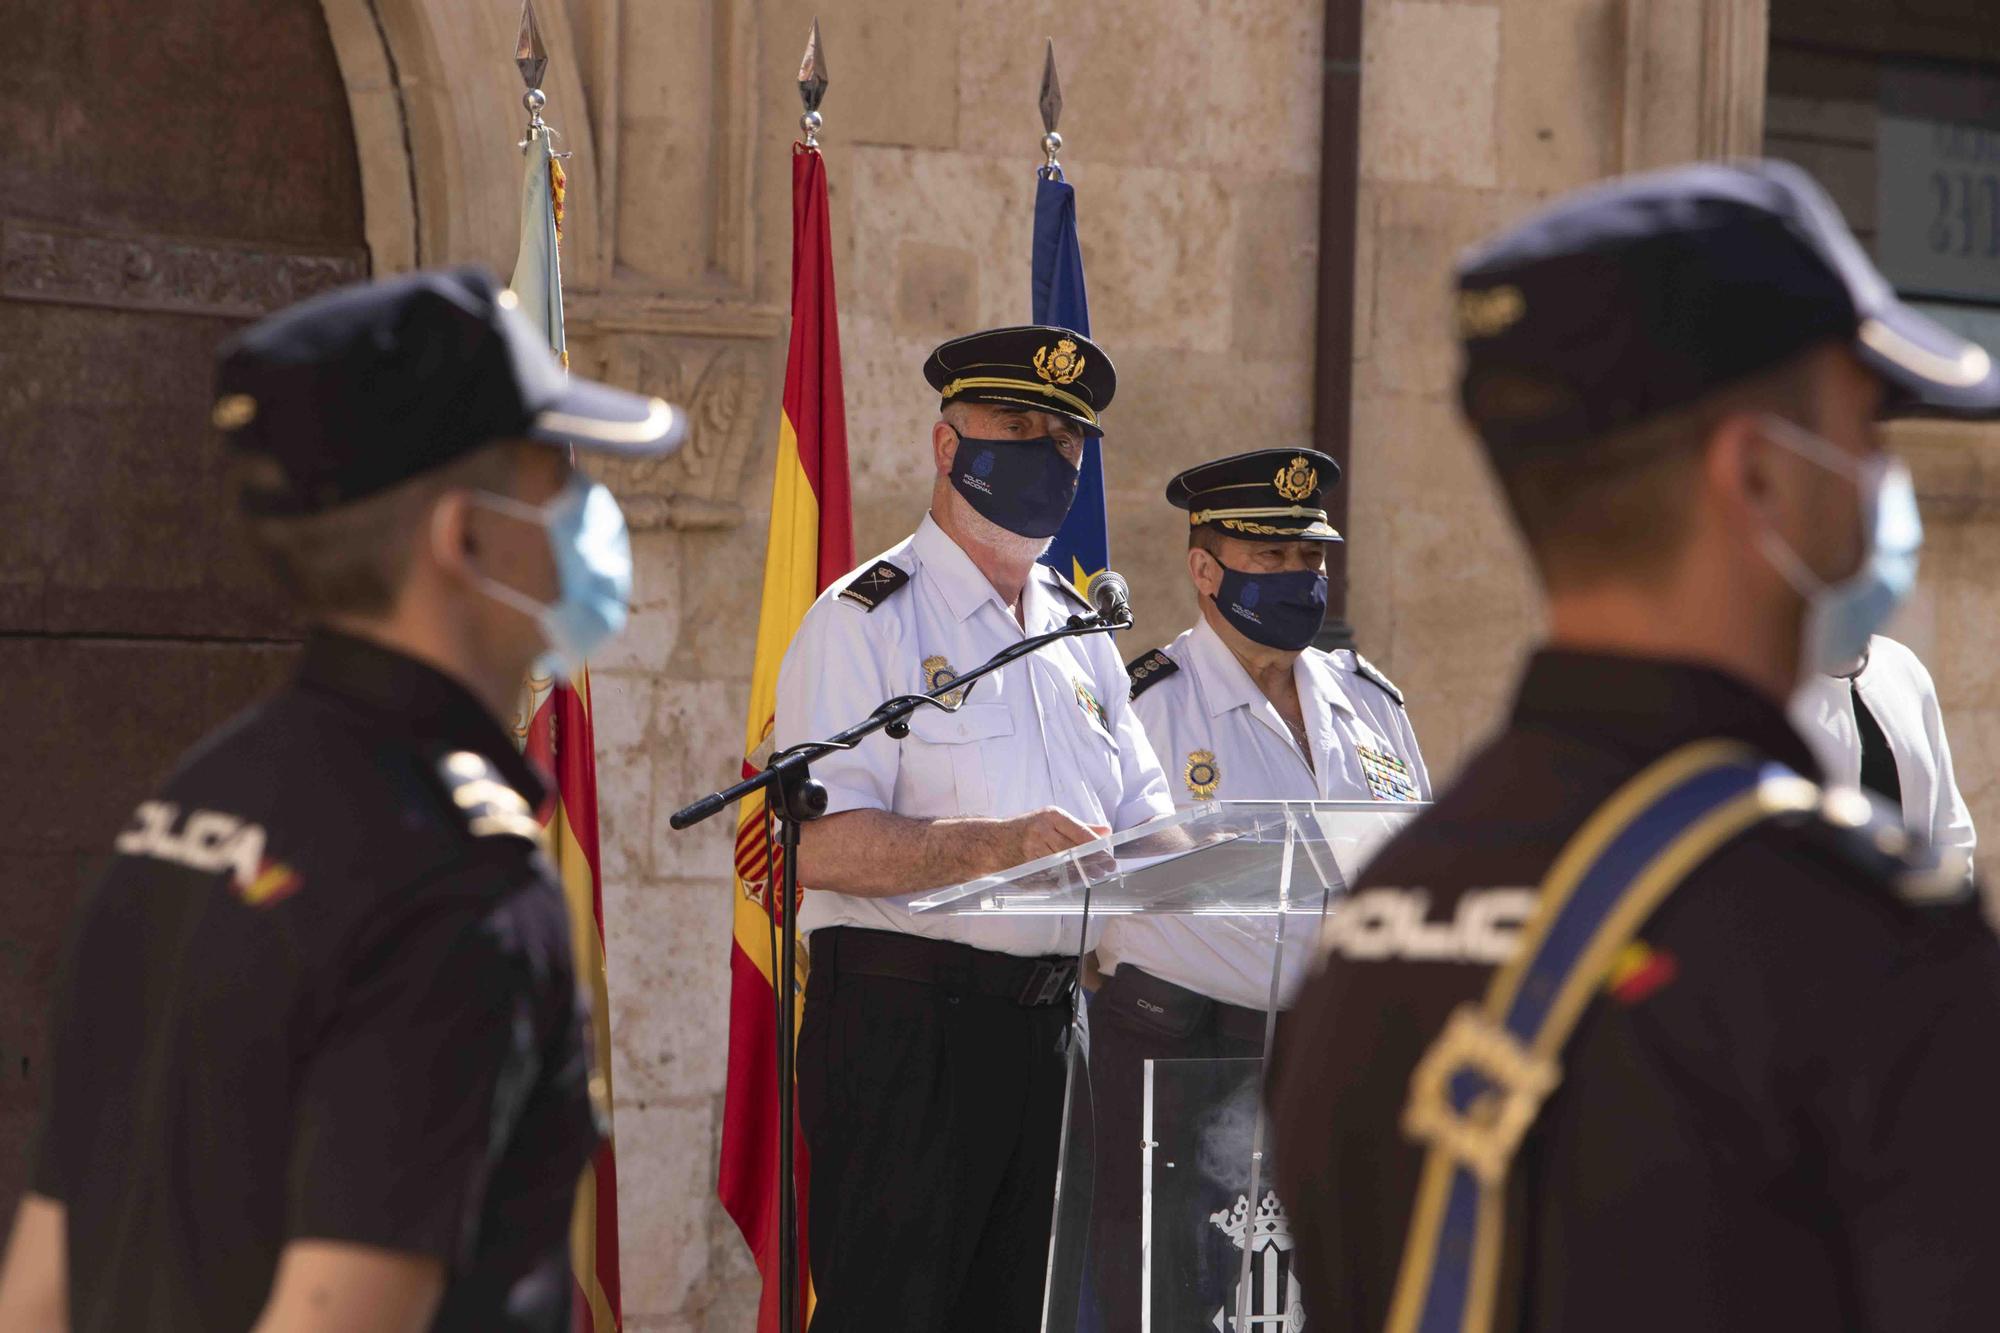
924, 325, 1117, 437
1168, 448, 1343, 542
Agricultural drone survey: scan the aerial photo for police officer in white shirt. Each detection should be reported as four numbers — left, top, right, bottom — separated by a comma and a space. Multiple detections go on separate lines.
1089, 448, 1430, 1333
1789, 633, 1975, 871
775, 326, 1173, 1333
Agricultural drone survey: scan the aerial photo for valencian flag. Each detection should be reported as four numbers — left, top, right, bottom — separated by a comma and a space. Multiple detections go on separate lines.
511, 109, 625, 1332
1033, 163, 1108, 591
718, 140, 854, 1330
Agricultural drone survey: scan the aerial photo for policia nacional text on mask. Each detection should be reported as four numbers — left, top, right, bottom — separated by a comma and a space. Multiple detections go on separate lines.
1272, 162, 2000, 1333
0, 267, 686, 1333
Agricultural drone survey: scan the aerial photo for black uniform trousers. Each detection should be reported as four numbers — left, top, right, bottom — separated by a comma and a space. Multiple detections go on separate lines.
798, 927, 1072, 1332
1086, 965, 1278, 1333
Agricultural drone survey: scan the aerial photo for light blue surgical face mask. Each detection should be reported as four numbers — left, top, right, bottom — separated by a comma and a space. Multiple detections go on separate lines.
469, 474, 634, 681
1754, 415, 1922, 681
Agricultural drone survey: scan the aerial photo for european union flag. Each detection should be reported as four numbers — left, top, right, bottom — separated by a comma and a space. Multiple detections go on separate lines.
1033, 165, 1108, 592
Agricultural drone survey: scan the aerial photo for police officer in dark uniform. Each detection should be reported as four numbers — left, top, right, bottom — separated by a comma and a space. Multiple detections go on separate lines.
0, 267, 683, 1331
1271, 161, 2000, 1333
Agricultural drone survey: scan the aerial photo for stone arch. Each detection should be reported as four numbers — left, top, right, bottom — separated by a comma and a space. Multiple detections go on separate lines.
311, 0, 780, 531
316, 0, 602, 285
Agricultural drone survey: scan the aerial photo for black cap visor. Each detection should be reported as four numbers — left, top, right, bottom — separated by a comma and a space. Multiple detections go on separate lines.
525, 374, 688, 455
1856, 300, 2000, 417
939, 387, 1104, 438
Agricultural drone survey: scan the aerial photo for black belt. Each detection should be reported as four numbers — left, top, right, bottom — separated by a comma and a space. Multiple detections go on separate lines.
810, 926, 1077, 1007
1103, 964, 1275, 1047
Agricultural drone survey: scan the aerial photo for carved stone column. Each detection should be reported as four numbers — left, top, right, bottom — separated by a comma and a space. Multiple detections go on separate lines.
1619, 0, 1770, 172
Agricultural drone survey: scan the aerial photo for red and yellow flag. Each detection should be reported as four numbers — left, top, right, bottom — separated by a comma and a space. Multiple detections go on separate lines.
511, 116, 623, 1331
718, 141, 853, 1332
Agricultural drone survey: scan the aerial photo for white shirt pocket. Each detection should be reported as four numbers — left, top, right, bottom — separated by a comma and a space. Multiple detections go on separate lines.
901, 703, 1015, 815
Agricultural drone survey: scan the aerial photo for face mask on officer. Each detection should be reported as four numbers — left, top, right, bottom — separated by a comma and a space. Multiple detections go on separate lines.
1752, 413, 1921, 680
946, 426, 1081, 539
1210, 562, 1329, 652
461, 473, 636, 680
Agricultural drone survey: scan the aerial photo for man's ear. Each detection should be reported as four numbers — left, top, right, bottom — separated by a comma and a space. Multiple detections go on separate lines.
1705, 412, 1776, 530
427, 490, 477, 582
933, 419, 958, 476
1188, 544, 1221, 596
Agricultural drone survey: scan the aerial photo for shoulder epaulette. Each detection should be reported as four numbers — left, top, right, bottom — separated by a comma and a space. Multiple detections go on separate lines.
1811, 785, 1975, 910
437, 751, 543, 843
836, 560, 911, 612
1351, 652, 1405, 706
1044, 568, 1093, 612
1126, 648, 1180, 700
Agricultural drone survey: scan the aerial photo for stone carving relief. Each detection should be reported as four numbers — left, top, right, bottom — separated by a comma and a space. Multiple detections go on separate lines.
318, 0, 792, 531
1, 219, 366, 318
567, 329, 772, 530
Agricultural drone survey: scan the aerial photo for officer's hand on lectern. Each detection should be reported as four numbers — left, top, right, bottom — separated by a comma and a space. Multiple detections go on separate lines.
1004, 807, 1110, 864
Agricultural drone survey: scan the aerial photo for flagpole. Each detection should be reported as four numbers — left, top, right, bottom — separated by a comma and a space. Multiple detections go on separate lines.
1039, 35, 1063, 176
508, 9, 625, 1331
774, 32, 828, 1333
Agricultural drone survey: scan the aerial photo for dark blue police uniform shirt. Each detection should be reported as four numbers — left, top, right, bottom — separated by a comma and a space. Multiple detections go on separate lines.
1273, 651, 2000, 1333
31, 631, 601, 1331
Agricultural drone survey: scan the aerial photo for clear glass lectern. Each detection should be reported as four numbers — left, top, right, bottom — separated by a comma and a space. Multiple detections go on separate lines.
905, 799, 1423, 1333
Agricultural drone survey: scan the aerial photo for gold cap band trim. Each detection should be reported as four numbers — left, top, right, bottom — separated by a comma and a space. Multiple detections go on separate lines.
1189, 504, 1330, 526
1219, 517, 1342, 538
939, 375, 1098, 424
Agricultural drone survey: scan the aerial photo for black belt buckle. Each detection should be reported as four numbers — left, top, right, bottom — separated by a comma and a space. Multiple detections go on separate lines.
1017, 958, 1076, 1007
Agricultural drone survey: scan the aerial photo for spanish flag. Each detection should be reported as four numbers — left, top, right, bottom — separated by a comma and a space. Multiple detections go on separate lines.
511, 115, 624, 1332
718, 140, 853, 1332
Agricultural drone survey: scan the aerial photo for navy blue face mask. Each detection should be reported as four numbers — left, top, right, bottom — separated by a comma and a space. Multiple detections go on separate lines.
1213, 565, 1328, 651
948, 431, 1080, 539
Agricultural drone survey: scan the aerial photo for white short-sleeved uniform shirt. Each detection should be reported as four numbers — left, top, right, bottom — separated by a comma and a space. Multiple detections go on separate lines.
1098, 618, 1432, 1010
774, 514, 1174, 958
1788, 634, 1976, 870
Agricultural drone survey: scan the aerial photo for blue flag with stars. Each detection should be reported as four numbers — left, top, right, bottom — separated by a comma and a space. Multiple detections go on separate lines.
1032, 165, 1108, 593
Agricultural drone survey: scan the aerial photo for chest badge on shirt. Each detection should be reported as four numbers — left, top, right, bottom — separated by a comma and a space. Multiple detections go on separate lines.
1357, 744, 1419, 801
1185, 750, 1221, 800
1073, 677, 1108, 731
922, 655, 966, 708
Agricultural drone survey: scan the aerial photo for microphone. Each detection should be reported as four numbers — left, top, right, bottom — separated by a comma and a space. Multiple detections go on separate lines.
1084, 568, 1133, 623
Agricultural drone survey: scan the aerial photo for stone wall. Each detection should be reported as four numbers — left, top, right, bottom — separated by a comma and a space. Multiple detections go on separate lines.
1345, 0, 1767, 775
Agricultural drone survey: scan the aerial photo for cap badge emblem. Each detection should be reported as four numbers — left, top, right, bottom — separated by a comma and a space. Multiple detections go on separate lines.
1185, 750, 1221, 800
211, 393, 258, 430
923, 655, 966, 708
1274, 456, 1318, 502
1034, 337, 1086, 386
1456, 284, 1525, 338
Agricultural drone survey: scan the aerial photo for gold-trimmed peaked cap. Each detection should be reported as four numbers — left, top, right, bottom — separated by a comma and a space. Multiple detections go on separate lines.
1168, 448, 1342, 542
924, 325, 1116, 438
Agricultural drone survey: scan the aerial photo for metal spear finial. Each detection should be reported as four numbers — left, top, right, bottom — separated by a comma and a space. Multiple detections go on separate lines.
516, 0, 550, 130
798, 18, 829, 146
1038, 38, 1064, 170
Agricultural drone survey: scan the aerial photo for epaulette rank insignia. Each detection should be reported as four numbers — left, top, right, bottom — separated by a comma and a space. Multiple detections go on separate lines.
1050, 572, 1092, 612
439, 751, 543, 843
1819, 786, 1976, 909
1126, 649, 1180, 700
1354, 653, 1405, 706
838, 561, 910, 612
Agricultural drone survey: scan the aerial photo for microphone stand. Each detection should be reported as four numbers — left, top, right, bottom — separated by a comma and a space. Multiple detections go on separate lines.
670, 603, 1132, 1333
